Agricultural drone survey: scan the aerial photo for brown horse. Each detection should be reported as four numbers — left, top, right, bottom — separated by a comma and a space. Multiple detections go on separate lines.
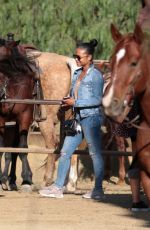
103, 23, 150, 204
0, 37, 37, 191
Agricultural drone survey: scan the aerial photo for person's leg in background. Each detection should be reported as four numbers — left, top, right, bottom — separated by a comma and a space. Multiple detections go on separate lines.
128, 154, 149, 211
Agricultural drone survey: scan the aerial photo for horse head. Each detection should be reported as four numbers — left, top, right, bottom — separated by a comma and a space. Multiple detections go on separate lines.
0, 33, 38, 80
102, 23, 146, 117
0, 34, 22, 61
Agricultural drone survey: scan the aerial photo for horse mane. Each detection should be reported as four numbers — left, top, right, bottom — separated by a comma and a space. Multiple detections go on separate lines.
142, 33, 150, 53
0, 45, 37, 80
21, 44, 38, 51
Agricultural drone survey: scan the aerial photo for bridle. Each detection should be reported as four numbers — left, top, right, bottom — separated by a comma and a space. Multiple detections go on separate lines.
0, 79, 8, 99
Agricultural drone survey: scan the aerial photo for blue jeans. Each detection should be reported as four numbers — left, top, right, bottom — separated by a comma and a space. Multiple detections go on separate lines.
55, 115, 104, 191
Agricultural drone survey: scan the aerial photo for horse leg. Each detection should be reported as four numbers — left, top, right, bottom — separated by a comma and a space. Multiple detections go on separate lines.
136, 123, 150, 206
8, 153, 18, 191
1, 153, 12, 190
104, 155, 111, 181
0, 127, 5, 190
115, 136, 126, 185
2, 153, 18, 191
2, 124, 18, 191
19, 153, 32, 184
138, 150, 150, 206
118, 156, 126, 184
39, 118, 58, 186
43, 153, 57, 186
65, 154, 78, 193
140, 170, 150, 206
18, 130, 33, 190
0, 153, 3, 190
126, 137, 133, 164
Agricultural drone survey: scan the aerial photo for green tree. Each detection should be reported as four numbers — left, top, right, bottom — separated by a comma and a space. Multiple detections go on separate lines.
0, 0, 141, 59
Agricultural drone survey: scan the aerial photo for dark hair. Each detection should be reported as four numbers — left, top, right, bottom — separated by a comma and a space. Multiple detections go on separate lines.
76, 39, 98, 55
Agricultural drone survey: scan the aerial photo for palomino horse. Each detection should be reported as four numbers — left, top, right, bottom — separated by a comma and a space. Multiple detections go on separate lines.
34, 52, 73, 186
103, 23, 150, 203
0, 37, 37, 191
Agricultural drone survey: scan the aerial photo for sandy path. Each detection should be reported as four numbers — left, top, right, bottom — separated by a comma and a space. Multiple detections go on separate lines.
0, 183, 149, 230
0, 131, 149, 230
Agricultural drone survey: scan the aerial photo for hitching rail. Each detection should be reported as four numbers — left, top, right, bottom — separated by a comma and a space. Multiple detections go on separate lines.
0, 96, 133, 157
0, 147, 134, 156
0, 99, 62, 105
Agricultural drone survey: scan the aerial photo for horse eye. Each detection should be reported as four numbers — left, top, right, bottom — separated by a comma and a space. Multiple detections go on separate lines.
130, 62, 137, 67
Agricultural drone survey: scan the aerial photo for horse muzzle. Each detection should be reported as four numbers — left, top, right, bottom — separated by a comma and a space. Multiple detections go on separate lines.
103, 97, 124, 117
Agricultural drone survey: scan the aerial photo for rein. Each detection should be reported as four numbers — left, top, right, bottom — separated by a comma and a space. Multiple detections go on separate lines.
108, 114, 150, 131
136, 142, 150, 155
0, 79, 8, 99
0, 79, 33, 114
106, 115, 137, 127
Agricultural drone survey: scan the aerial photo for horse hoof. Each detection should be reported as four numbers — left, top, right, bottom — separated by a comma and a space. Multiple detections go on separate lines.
2, 182, 10, 191
65, 183, 76, 193
116, 179, 126, 186
0, 185, 5, 197
103, 180, 109, 187
0, 184, 3, 191
20, 184, 32, 193
9, 184, 18, 191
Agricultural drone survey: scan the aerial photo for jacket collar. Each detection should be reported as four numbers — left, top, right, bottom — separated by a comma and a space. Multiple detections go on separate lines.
74, 63, 94, 76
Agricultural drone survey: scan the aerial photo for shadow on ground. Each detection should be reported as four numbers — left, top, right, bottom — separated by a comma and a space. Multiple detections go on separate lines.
94, 193, 150, 228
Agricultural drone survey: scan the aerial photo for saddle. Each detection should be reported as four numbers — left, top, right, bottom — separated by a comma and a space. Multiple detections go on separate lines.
32, 79, 47, 122
24, 48, 47, 122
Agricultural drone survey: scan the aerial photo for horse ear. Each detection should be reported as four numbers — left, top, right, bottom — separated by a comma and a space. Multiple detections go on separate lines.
0, 38, 5, 45
15, 40, 20, 45
110, 23, 123, 42
133, 23, 144, 44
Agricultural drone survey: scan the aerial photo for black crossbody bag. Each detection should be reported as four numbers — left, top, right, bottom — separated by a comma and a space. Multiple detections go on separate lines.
64, 112, 81, 136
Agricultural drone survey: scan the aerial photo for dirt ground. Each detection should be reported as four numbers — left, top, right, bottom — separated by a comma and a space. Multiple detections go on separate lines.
0, 131, 149, 230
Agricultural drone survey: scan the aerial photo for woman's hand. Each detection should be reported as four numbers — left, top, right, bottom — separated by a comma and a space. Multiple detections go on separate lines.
62, 97, 75, 107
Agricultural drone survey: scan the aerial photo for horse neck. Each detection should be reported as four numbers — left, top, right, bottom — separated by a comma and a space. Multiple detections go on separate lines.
140, 90, 150, 126
136, 50, 150, 125
135, 49, 150, 93
8, 74, 34, 99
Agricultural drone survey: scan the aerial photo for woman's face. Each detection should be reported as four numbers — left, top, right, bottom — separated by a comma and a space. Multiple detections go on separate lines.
74, 48, 92, 67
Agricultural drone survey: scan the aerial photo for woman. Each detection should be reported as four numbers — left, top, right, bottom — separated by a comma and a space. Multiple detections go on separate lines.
39, 39, 105, 200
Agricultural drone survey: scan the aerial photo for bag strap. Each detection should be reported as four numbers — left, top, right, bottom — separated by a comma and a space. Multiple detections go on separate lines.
73, 107, 81, 119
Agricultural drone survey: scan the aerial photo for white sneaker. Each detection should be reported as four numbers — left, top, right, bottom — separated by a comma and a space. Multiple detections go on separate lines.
39, 184, 63, 198
40, 184, 66, 192
40, 185, 53, 190
82, 189, 106, 201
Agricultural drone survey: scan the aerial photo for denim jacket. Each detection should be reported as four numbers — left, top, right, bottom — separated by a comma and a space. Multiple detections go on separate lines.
70, 64, 104, 118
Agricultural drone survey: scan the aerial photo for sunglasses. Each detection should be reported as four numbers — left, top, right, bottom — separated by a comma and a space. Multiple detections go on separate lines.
73, 54, 88, 61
